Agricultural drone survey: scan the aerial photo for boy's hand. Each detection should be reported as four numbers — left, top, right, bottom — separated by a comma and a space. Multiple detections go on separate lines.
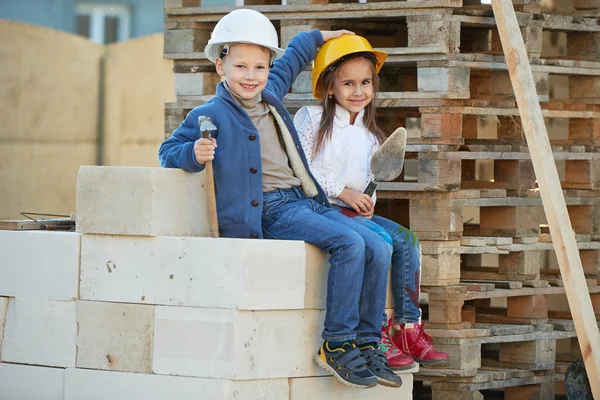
339, 188, 373, 214
321, 30, 355, 43
194, 137, 217, 165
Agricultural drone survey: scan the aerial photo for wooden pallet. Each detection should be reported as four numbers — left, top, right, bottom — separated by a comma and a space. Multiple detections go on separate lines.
415, 323, 560, 377
423, 284, 600, 328
426, 368, 556, 400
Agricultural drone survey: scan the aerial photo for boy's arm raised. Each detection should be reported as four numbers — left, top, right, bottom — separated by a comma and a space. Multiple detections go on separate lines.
158, 110, 206, 172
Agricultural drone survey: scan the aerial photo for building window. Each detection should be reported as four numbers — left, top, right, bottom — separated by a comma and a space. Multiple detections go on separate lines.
75, 4, 131, 44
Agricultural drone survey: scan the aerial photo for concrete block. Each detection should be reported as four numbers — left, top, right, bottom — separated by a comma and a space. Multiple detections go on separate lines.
76, 300, 154, 373
0, 297, 7, 359
64, 368, 289, 400
1, 298, 76, 368
80, 235, 307, 310
153, 306, 327, 379
0, 363, 65, 400
289, 375, 414, 399
0, 231, 79, 300
305, 244, 328, 310
174, 72, 219, 96
76, 166, 210, 237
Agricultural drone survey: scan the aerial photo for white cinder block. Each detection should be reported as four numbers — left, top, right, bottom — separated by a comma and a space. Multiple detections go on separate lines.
0, 297, 8, 359
0, 231, 79, 300
1, 298, 76, 367
76, 301, 154, 373
153, 306, 327, 379
76, 166, 210, 236
305, 244, 328, 310
0, 363, 65, 400
64, 368, 289, 400
289, 375, 414, 399
80, 235, 307, 310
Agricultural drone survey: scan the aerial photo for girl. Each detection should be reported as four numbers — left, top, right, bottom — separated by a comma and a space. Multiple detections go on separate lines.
295, 35, 449, 368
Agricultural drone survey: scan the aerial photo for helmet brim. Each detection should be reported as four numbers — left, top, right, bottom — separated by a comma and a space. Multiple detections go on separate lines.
205, 41, 285, 63
313, 49, 388, 100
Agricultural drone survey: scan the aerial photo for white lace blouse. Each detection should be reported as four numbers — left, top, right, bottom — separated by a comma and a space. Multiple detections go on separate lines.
294, 104, 379, 208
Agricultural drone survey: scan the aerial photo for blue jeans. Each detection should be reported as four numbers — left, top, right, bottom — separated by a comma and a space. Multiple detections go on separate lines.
347, 213, 422, 324
261, 187, 392, 345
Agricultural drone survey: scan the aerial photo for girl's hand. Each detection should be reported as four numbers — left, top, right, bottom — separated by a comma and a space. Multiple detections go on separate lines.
359, 208, 374, 219
321, 30, 355, 43
194, 138, 217, 165
339, 188, 373, 214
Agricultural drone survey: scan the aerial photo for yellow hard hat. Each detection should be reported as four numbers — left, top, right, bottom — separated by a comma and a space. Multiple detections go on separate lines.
312, 35, 387, 100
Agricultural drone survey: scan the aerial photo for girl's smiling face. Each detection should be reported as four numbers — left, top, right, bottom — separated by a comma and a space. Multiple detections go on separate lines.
327, 57, 375, 124
216, 43, 271, 100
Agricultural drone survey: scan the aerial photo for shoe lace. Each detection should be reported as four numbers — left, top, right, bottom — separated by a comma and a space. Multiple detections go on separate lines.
415, 322, 433, 345
381, 322, 403, 355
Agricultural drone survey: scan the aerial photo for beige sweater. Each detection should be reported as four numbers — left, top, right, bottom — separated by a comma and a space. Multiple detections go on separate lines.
225, 83, 317, 196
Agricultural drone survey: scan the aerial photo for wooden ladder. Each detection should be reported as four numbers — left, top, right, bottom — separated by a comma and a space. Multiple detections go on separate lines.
491, 0, 600, 397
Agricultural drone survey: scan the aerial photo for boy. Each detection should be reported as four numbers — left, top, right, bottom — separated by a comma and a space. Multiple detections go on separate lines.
159, 9, 400, 388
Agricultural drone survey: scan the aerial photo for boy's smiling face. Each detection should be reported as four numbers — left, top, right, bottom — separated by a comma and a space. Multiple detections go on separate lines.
216, 43, 271, 100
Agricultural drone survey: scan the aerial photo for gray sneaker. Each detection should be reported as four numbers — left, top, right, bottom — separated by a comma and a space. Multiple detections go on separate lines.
359, 345, 403, 388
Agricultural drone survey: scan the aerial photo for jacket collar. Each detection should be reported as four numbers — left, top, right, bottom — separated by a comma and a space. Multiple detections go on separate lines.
334, 103, 365, 129
216, 82, 282, 129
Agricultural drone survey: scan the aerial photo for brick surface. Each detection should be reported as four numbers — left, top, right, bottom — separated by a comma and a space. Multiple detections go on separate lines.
0, 363, 65, 400
1, 298, 77, 368
289, 375, 414, 399
80, 235, 307, 310
153, 306, 327, 379
76, 300, 154, 373
76, 166, 210, 236
0, 231, 79, 300
64, 368, 289, 400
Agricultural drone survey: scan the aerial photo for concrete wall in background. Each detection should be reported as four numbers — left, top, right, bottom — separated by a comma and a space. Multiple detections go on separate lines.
102, 35, 176, 167
0, 21, 175, 220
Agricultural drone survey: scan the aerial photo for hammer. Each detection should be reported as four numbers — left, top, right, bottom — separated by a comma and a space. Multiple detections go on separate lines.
198, 116, 219, 238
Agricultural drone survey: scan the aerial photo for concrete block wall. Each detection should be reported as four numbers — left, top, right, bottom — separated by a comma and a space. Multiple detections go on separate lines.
0, 166, 414, 399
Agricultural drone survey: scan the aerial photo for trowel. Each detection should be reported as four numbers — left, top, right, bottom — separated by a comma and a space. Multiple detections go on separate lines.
198, 115, 219, 238
364, 127, 407, 196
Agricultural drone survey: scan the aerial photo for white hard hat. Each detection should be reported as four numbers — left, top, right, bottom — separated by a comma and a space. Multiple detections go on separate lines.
204, 9, 285, 63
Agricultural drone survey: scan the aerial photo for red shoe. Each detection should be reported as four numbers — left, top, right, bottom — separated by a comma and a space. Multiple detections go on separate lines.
379, 320, 416, 370
390, 321, 449, 366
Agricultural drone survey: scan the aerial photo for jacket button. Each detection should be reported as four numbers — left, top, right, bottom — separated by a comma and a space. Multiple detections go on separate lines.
251, 233, 258, 238
250, 167, 257, 174
249, 134, 257, 141
251, 199, 259, 207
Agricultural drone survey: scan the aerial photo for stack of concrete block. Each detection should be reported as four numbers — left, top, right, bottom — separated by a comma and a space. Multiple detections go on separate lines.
0, 166, 413, 400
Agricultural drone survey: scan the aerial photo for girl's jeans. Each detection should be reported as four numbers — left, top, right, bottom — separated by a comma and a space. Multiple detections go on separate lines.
261, 187, 392, 345
344, 212, 422, 325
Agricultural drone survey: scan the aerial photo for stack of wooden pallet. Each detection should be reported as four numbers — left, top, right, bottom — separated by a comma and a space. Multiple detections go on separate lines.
164, 0, 600, 398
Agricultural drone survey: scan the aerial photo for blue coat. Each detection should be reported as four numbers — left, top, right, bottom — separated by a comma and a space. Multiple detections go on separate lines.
158, 30, 331, 238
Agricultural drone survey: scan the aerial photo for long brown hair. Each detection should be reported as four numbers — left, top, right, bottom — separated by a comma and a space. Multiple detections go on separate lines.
313, 57, 386, 158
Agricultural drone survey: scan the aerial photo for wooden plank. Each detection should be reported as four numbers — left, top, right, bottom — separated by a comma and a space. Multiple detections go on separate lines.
491, 1, 600, 396
0, 218, 73, 231
460, 277, 526, 288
